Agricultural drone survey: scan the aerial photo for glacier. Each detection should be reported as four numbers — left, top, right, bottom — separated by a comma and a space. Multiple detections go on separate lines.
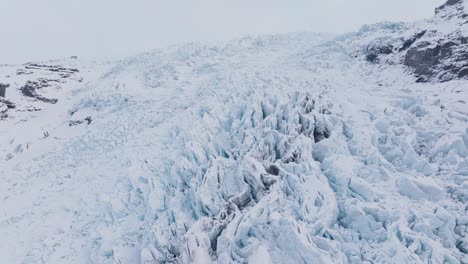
1, 1, 468, 263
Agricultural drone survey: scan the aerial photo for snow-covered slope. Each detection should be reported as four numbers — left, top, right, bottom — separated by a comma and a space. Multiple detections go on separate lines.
357, 0, 468, 83
1, 1, 467, 263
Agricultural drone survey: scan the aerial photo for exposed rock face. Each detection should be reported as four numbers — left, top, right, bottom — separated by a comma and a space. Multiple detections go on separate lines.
436, 0, 465, 14
0, 61, 81, 121
21, 80, 58, 104
17, 64, 79, 104
361, 0, 468, 83
0, 83, 8, 97
404, 37, 468, 82
0, 97, 15, 120
365, 42, 394, 63
406, 0, 468, 82
24, 63, 79, 79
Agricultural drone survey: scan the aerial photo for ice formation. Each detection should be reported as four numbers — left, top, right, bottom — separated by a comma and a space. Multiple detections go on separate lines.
0, 1, 467, 263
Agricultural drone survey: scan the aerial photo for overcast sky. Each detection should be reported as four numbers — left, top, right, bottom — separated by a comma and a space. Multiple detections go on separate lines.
0, 0, 444, 64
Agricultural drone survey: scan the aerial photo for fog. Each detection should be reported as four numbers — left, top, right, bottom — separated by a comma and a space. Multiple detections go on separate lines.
0, 0, 444, 63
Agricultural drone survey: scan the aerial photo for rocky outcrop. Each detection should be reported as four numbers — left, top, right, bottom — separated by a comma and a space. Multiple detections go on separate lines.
0, 83, 8, 97
0, 60, 81, 121
404, 36, 468, 82
0, 97, 15, 120
362, 0, 468, 83
24, 63, 79, 79
406, 0, 468, 82
16, 63, 79, 104
435, 0, 466, 15
20, 80, 58, 104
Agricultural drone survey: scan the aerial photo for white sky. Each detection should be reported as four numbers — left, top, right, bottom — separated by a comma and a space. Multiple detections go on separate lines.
0, 0, 445, 64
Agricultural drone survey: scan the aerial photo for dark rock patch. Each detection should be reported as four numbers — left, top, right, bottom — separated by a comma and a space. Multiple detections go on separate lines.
266, 164, 280, 176
2, 62, 83, 122
0, 110, 7, 120
0, 97, 15, 120
363, 0, 468, 83
20, 81, 58, 104
285, 150, 301, 164
436, 0, 464, 14
24, 63, 79, 75
404, 42, 440, 79
365, 43, 395, 63
399, 31, 427, 51
458, 67, 468, 78
16, 69, 33, 75
69, 116, 92, 126
0, 98, 16, 109
404, 37, 468, 82
313, 125, 331, 143
456, 239, 468, 254
0, 83, 9, 97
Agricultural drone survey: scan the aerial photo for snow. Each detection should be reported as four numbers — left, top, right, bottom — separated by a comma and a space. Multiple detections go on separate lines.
1, 5, 468, 264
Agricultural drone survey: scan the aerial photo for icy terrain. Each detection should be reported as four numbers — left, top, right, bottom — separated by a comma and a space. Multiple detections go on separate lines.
1, 1, 468, 263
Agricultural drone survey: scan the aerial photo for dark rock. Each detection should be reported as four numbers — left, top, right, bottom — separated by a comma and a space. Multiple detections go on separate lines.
458, 67, 468, 78
285, 150, 301, 164
25, 63, 79, 75
364, 0, 468, 83
366, 53, 378, 63
25, 107, 42, 112
313, 126, 331, 142
16, 69, 33, 75
399, 31, 427, 51
69, 120, 83, 126
456, 239, 468, 254
69, 116, 92, 126
415, 76, 427, 83
404, 43, 441, 78
365, 43, 394, 63
404, 36, 468, 82
266, 164, 280, 176
85, 116, 92, 125
436, 0, 463, 14
0, 111, 7, 120
0, 97, 15, 120
0, 83, 9, 97
446, 0, 463, 5
313, 117, 331, 143
20, 81, 58, 104
0, 97, 15, 109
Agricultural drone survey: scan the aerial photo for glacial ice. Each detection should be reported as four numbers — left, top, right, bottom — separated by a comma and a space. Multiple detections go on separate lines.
0, 8, 468, 264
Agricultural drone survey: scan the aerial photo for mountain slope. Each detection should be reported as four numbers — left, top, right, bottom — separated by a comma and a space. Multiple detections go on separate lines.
358, 0, 468, 83
0, 1, 467, 263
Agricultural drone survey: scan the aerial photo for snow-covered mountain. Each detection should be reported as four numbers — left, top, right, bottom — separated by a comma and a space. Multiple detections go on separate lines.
358, 0, 468, 83
0, 1, 467, 263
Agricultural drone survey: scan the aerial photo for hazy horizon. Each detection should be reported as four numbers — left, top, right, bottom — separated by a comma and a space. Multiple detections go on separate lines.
1, 0, 444, 64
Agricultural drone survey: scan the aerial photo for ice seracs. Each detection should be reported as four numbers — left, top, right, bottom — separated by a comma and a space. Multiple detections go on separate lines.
0, 0, 467, 263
